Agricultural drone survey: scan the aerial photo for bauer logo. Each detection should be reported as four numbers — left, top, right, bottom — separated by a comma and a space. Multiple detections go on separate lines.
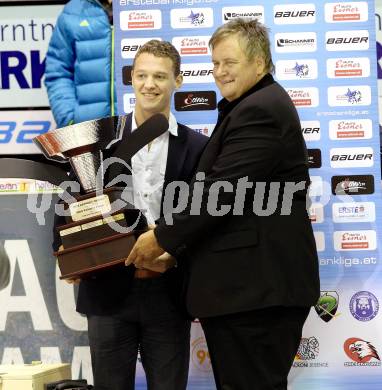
326, 30, 369, 51
180, 63, 214, 84
120, 10, 162, 30
121, 37, 161, 59
327, 57, 370, 78
330, 147, 373, 168
274, 3, 316, 24
301, 121, 321, 142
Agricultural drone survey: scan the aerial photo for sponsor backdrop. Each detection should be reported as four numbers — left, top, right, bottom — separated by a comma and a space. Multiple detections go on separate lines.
113, 0, 382, 389
0, 1, 381, 389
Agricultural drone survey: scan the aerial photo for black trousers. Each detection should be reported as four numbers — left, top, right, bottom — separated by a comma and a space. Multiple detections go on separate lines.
200, 306, 310, 390
87, 277, 191, 390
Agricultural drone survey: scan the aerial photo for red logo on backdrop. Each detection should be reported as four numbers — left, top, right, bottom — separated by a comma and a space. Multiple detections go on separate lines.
344, 338, 380, 363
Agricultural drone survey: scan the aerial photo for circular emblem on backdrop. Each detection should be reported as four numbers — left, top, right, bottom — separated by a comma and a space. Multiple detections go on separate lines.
191, 337, 212, 372
349, 291, 379, 321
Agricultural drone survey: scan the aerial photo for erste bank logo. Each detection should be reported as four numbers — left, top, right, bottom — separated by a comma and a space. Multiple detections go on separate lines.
314, 231, 325, 252
188, 124, 215, 137
344, 338, 381, 365
332, 202, 375, 223
301, 121, 320, 142
275, 32, 317, 52
329, 119, 372, 140
330, 147, 373, 168
350, 291, 379, 322
172, 36, 211, 56
325, 2, 368, 23
222, 6, 264, 24
326, 30, 369, 51
328, 86, 371, 106
121, 37, 161, 59
276, 60, 318, 80
308, 203, 324, 223
180, 63, 214, 83
120, 10, 162, 30
334, 230, 377, 251
274, 3, 316, 24
327, 57, 370, 78
287, 88, 319, 107
170, 8, 214, 28
331, 175, 374, 196
123, 93, 136, 113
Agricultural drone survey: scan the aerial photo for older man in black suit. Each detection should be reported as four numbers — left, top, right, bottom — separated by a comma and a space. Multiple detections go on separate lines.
127, 19, 320, 390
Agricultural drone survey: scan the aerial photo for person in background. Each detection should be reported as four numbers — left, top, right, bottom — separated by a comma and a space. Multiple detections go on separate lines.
126, 19, 320, 390
45, 0, 116, 128
53, 40, 207, 390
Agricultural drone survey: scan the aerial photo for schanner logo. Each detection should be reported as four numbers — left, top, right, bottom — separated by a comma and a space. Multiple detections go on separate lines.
222, 6, 264, 24
301, 121, 321, 141
287, 88, 319, 107
344, 338, 381, 365
330, 147, 373, 168
120, 10, 162, 30
170, 8, 214, 29
327, 57, 370, 78
334, 230, 377, 251
328, 86, 371, 107
121, 37, 161, 59
275, 32, 317, 52
174, 91, 217, 111
274, 3, 316, 24
329, 119, 372, 140
331, 175, 374, 195
325, 2, 368, 23
332, 202, 375, 223
276, 59, 318, 80
308, 149, 321, 168
326, 30, 369, 51
180, 63, 214, 84
172, 36, 211, 56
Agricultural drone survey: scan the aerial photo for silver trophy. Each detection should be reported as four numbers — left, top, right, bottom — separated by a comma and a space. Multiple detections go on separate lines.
33, 114, 168, 279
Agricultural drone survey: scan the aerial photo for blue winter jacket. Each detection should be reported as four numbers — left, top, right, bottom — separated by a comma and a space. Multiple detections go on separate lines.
45, 0, 117, 128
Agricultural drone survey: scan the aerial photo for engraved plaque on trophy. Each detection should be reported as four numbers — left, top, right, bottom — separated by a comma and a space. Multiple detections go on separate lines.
33, 114, 168, 279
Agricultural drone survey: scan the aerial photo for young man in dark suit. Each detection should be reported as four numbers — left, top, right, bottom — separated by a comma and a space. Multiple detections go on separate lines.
54, 40, 207, 390
126, 20, 320, 390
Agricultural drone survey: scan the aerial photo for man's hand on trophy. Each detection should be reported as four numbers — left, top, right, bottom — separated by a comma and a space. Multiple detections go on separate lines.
125, 229, 165, 268
137, 252, 176, 273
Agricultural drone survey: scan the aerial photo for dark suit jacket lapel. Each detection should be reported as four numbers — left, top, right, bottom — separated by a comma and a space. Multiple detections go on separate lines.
160, 125, 188, 216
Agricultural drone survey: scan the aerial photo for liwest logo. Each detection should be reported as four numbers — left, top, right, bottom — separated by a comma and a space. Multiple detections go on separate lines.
332, 202, 375, 223
174, 91, 216, 111
331, 175, 374, 195
344, 338, 381, 365
308, 203, 324, 223
180, 63, 214, 83
171, 8, 214, 28
222, 6, 264, 24
334, 230, 377, 251
274, 3, 316, 24
325, 2, 368, 23
308, 149, 321, 168
301, 121, 321, 142
276, 60, 318, 80
329, 119, 372, 140
349, 291, 379, 322
120, 10, 162, 30
275, 32, 317, 52
121, 37, 161, 59
330, 147, 373, 168
326, 30, 369, 51
327, 57, 370, 78
287, 88, 319, 107
172, 36, 211, 56
328, 86, 371, 106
